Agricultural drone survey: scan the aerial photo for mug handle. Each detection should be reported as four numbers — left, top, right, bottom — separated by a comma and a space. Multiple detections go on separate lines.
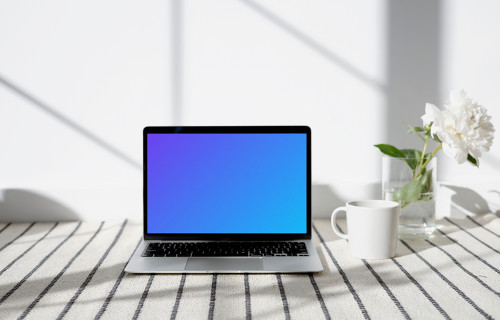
331, 207, 348, 239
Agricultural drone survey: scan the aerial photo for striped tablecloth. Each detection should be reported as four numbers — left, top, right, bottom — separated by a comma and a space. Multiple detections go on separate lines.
0, 214, 499, 320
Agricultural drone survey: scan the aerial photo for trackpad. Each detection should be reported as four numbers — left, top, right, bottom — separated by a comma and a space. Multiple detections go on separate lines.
185, 258, 263, 271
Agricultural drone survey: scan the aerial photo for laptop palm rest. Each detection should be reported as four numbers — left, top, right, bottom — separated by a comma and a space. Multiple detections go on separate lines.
185, 258, 264, 271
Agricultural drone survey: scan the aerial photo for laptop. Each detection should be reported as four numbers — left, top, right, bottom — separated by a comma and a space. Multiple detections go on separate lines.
125, 126, 323, 273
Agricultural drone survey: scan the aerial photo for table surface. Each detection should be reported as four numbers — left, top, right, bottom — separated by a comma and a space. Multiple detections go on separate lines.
0, 214, 499, 320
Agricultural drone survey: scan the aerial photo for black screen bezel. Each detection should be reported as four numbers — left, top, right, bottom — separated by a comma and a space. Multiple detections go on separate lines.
143, 126, 312, 241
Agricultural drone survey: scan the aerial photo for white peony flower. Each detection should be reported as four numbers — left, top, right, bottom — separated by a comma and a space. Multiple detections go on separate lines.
421, 90, 495, 164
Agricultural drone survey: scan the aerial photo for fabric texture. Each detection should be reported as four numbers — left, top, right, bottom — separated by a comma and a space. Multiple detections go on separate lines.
0, 214, 498, 319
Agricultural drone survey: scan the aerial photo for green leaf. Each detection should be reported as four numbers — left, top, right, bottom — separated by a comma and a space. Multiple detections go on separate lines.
399, 149, 432, 176
400, 149, 422, 171
420, 168, 434, 195
404, 123, 426, 142
393, 179, 424, 205
393, 170, 434, 207
430, 134, 441, 143
419, 193, 434, 202
467, 154, 479, 167
374, 144, 406, 158
407, 126, 426, 133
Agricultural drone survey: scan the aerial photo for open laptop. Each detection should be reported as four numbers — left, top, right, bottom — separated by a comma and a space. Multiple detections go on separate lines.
125, 126, 323, 273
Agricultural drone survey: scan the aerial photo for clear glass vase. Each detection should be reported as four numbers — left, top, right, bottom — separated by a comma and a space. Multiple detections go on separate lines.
382, 155, 437, 237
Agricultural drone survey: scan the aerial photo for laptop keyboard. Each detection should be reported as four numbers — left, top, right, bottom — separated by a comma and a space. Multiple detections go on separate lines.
142, 241, 309, 257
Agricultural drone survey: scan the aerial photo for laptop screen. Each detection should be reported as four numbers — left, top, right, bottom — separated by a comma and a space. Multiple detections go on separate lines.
144, 127, 310, 239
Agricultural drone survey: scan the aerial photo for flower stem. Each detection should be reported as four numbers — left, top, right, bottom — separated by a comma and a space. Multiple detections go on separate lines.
416, 135, 429, 178
415, 143, 442, 179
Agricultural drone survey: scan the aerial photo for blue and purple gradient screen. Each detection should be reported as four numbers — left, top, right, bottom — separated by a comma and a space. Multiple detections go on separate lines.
147, 133, 307, 234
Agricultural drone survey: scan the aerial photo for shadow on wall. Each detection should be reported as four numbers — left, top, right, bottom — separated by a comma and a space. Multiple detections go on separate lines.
0, 189, 80, 222
386, 0, 442, 148
441, 185, 493, 217
0, 76, 142, 170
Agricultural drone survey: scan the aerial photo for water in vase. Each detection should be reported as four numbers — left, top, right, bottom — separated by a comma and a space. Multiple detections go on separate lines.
384, 189, 436, 237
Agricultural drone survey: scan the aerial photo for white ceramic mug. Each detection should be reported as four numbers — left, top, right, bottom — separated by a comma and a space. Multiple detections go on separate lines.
331, 200, 400, 259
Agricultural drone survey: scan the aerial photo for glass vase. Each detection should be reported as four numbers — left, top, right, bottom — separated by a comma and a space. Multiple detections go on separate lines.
382, 155, 437, 237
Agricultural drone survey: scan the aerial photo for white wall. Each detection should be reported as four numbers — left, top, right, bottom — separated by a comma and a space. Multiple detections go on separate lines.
1, 0, 499, 221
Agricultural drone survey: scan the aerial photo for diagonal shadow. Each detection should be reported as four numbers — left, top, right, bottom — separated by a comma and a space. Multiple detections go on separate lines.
171, 0, 183, 125
0, 75, 142, 170
238, 0, 386, 92
385, 0, 442, 146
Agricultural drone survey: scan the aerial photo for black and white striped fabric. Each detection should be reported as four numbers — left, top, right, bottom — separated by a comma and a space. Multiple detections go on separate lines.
0, 214, 498, 319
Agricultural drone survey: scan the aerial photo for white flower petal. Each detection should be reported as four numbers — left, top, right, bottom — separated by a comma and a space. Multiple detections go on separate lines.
422, 103, 442, 126
443, 142, 468, 164
425, 90, 494, 165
